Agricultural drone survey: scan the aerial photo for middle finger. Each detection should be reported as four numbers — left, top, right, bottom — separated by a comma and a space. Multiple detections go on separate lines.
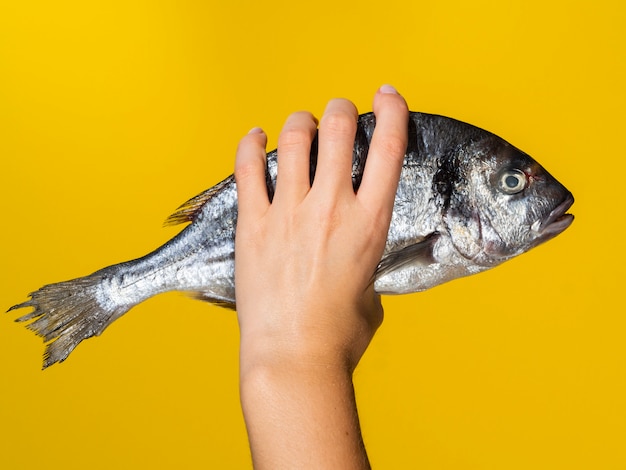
313, 98, 358, 197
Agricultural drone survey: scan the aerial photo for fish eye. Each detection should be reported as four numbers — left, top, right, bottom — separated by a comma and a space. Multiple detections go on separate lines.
497, 169, 527, 194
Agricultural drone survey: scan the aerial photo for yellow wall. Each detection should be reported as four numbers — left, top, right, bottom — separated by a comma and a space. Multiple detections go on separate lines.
1, 1, 623, 468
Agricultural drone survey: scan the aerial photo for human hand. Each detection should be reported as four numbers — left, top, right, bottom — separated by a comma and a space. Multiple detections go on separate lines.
235, 86, 409, 372
234, 86, 409, 469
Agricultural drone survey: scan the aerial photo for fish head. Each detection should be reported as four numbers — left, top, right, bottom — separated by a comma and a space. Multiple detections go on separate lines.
443, 135, 574, 267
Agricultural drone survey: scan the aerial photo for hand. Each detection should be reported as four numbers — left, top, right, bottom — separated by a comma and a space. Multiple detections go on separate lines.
234, 86, 409, 469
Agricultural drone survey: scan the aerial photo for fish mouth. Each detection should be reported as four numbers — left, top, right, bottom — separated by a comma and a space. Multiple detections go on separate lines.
531, 193, 575, 239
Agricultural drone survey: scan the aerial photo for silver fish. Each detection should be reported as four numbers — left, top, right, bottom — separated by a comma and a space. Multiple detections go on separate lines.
8, 112, 574, 368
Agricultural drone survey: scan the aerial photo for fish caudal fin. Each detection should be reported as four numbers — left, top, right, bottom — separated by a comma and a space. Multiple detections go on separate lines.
8, 275, 130, 369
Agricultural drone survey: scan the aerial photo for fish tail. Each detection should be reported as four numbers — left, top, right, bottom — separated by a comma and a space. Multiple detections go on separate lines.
8, 273, 131, 369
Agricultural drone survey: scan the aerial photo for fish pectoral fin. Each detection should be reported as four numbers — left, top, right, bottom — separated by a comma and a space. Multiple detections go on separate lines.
376, 232, 440, 278
189, 292, 236, 310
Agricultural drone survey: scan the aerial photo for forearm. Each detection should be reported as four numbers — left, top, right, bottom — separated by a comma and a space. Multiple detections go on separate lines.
239, 355, 371, 470
234, 87, 408, 468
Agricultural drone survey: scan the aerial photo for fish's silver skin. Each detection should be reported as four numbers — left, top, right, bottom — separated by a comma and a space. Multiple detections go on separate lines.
8, 112, 574, 368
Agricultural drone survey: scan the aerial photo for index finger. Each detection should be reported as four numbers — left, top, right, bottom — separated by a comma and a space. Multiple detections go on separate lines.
357, 85, 409, 216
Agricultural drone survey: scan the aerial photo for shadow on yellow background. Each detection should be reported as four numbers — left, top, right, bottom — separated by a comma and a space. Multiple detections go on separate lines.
1, 1, 623, 468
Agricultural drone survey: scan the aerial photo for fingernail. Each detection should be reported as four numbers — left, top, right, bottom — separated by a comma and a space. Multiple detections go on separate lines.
248, 127, 264, 134
379, 84, 398, 94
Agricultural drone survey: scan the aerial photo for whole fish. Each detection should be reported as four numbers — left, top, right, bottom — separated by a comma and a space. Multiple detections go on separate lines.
9, 112, 574, 368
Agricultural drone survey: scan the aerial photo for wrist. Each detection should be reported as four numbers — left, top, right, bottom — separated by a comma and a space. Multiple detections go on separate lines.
239, 333, 355, 383
237, 299, 381, 377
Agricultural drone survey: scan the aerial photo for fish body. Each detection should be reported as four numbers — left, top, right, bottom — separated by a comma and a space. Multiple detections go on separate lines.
9, 112, 574, 368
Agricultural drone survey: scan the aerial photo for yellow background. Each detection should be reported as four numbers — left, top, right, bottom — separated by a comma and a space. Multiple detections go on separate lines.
1, 1, 623, 468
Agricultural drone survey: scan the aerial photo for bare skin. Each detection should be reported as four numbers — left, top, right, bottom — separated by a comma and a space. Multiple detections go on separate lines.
234, 86, 409, 469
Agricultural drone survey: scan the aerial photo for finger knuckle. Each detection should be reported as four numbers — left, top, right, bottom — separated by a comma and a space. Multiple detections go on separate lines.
278, 126, 314, 153
314, 200, 344, 233
320, 109, 357, 137
234, 164, 257, 184
234, 155, 262, 182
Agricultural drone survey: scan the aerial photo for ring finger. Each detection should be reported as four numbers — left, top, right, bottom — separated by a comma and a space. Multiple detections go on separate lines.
274, 111, 318, 205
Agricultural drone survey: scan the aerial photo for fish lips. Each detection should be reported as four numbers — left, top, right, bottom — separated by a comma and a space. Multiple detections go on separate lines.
531, 193, 575, 242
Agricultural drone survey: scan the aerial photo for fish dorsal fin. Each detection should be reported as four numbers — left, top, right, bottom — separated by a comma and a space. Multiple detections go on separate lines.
164, 175, 234, 226
376, 232, 440, 278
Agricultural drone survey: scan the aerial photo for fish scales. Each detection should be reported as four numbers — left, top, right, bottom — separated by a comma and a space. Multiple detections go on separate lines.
8, 112, 574, 368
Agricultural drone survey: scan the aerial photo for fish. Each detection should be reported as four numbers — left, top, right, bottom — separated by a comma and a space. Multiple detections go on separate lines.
8, 112, 574, 369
